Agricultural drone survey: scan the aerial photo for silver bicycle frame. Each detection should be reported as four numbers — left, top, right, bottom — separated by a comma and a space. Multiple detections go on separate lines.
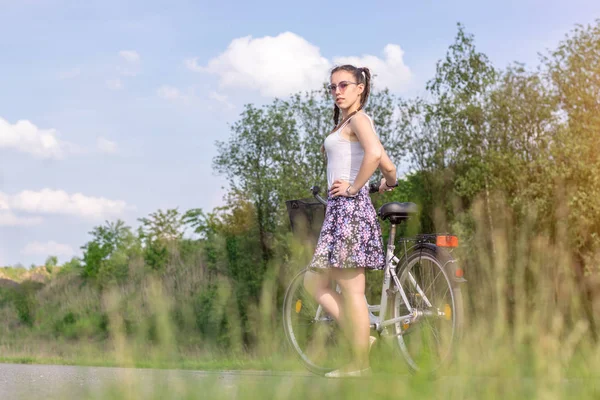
310, 190, 435, 332
313, 224, 434, 332
370, 223, 427, 331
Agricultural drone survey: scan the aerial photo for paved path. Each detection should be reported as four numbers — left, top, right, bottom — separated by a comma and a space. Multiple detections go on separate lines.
0, 363, 314, 399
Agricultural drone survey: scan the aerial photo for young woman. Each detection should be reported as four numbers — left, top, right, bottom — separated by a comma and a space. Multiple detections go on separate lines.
304, 65, 398, 378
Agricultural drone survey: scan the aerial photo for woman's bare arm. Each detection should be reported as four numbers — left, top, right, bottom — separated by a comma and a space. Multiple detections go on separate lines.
379, 145, 397, 186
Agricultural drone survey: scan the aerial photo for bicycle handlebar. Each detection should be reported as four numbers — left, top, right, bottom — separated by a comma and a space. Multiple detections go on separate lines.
311, 182, 381, 206
368, 182, 380, 194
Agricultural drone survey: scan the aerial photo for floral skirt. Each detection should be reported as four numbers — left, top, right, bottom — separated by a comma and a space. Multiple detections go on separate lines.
308, 185, 385, 271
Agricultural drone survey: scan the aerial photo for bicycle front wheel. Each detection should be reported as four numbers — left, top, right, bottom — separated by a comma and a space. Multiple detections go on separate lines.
282, 268, 351, 375
391, 247, 464, 374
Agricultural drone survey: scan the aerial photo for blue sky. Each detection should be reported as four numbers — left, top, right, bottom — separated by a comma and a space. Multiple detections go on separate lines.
1, 0, 599, 266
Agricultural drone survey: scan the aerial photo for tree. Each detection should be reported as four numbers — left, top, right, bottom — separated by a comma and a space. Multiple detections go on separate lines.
183, 208, 212, 240
81, 220, 136, 281
138, 208, 185, 243
544, 19, 600, 339
44, 255, 58, 274
59, 257, 82, 276
45, 256, 58, 267
397, 23, 498, 238
545, 19, 600, 257
138, 208, 186, 271
484, 64, 558, 220
213, 100, 303, 264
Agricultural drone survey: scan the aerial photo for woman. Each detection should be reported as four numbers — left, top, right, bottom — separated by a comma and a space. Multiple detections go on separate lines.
304, 64, 398, 378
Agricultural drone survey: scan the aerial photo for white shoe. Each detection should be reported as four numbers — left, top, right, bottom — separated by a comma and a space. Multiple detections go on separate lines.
325, 367, 372, 378
324, 337, 377, 378
369, 335, 377, 351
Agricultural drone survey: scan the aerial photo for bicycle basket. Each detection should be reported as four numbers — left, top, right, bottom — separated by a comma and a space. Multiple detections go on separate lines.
285, 198, 325, 244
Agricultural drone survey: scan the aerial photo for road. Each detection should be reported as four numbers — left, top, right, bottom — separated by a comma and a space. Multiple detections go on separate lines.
0, 363, 314, 399
2, 362, 597, 399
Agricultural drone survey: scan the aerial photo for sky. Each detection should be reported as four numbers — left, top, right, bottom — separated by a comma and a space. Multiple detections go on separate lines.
1, 0, 599, 267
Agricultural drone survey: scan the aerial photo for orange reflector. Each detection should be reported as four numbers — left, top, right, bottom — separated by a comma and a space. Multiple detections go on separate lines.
436, 235, 458, 247
455, 268, 464, 278
402, 323, 410, 331
295, 300, 302, 313
444, 304, 452, 321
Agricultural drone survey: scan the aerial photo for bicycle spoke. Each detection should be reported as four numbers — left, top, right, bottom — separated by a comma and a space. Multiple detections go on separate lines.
423, 317, 442, 347
422, 268, 442, 298
284, 268, 350, 374
393, 250, 461, 374
439, 287, 449, 303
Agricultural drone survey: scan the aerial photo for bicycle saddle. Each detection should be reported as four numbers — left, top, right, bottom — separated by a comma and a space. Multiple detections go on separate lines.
378, 202, 418, 223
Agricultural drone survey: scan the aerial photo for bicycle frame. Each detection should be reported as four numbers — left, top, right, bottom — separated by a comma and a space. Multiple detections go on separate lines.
309, 187, 446, 335
371, 224, 438, 332
312, 223, 437, 335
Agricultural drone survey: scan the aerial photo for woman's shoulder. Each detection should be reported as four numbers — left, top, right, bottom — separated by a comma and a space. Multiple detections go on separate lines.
350, 111, 376, 132
355, 110, 372, 119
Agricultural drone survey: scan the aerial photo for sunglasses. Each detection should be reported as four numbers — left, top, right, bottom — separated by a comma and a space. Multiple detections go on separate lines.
327, 81, 358, 93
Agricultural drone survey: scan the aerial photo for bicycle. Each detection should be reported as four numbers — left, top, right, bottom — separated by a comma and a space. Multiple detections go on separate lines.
282, 182, 466, 376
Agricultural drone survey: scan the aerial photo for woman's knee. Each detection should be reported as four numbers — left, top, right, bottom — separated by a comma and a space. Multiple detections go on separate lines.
303, 269, 330, 296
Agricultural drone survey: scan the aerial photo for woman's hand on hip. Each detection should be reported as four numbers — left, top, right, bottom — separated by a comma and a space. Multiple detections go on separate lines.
329, 179, 357, 197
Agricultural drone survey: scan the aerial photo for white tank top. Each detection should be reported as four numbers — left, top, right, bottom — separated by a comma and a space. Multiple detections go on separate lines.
323, 112, 377, 189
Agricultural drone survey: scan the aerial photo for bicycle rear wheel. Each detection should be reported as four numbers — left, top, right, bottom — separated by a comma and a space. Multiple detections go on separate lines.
391, 247, 464, 374
282, 268, 351, 375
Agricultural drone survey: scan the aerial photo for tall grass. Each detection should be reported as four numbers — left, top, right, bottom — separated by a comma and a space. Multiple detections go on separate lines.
1, 192, 599, 399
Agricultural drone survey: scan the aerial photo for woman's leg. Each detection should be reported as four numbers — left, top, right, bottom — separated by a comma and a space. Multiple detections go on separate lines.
303, 269, 343, 323
330, 267, 370, 370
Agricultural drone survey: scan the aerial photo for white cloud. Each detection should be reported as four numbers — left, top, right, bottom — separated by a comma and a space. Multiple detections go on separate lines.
188, 32, 331, 97
97, 137, 118, 154
58, 67, 81, 80
188, 32, 413, 97
0, 212, 43, 227
185, 58, 203, 72
0, 189, 132, 220
209, 91, 235, 110
157, 85, 185, 101
106, 78, 123, 90
333, 44, 412, 92
0, 193, 7, 210
119, 50, 140, 64
0, 117, 75, 159
22, 241, 74, 257
118, 50, 141, 77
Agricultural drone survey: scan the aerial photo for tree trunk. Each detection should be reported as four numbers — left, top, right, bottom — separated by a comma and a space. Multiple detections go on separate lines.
573, 253, 598, 342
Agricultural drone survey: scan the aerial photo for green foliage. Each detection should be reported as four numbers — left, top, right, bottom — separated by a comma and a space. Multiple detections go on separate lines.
544, 19, 600, 262
81, 220, 137, 282
52, 312, 109, 340
2, 20, 599, 361
192, 282, 235, 347
183, 208, 212, 239
45, 255, 58, 268
0, 281, 43, 326
213, 100, 302, 263
138, 208, 185, 243
59, 257, 82, 276
0, 266, 28, 281
138, 208, 186, 272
